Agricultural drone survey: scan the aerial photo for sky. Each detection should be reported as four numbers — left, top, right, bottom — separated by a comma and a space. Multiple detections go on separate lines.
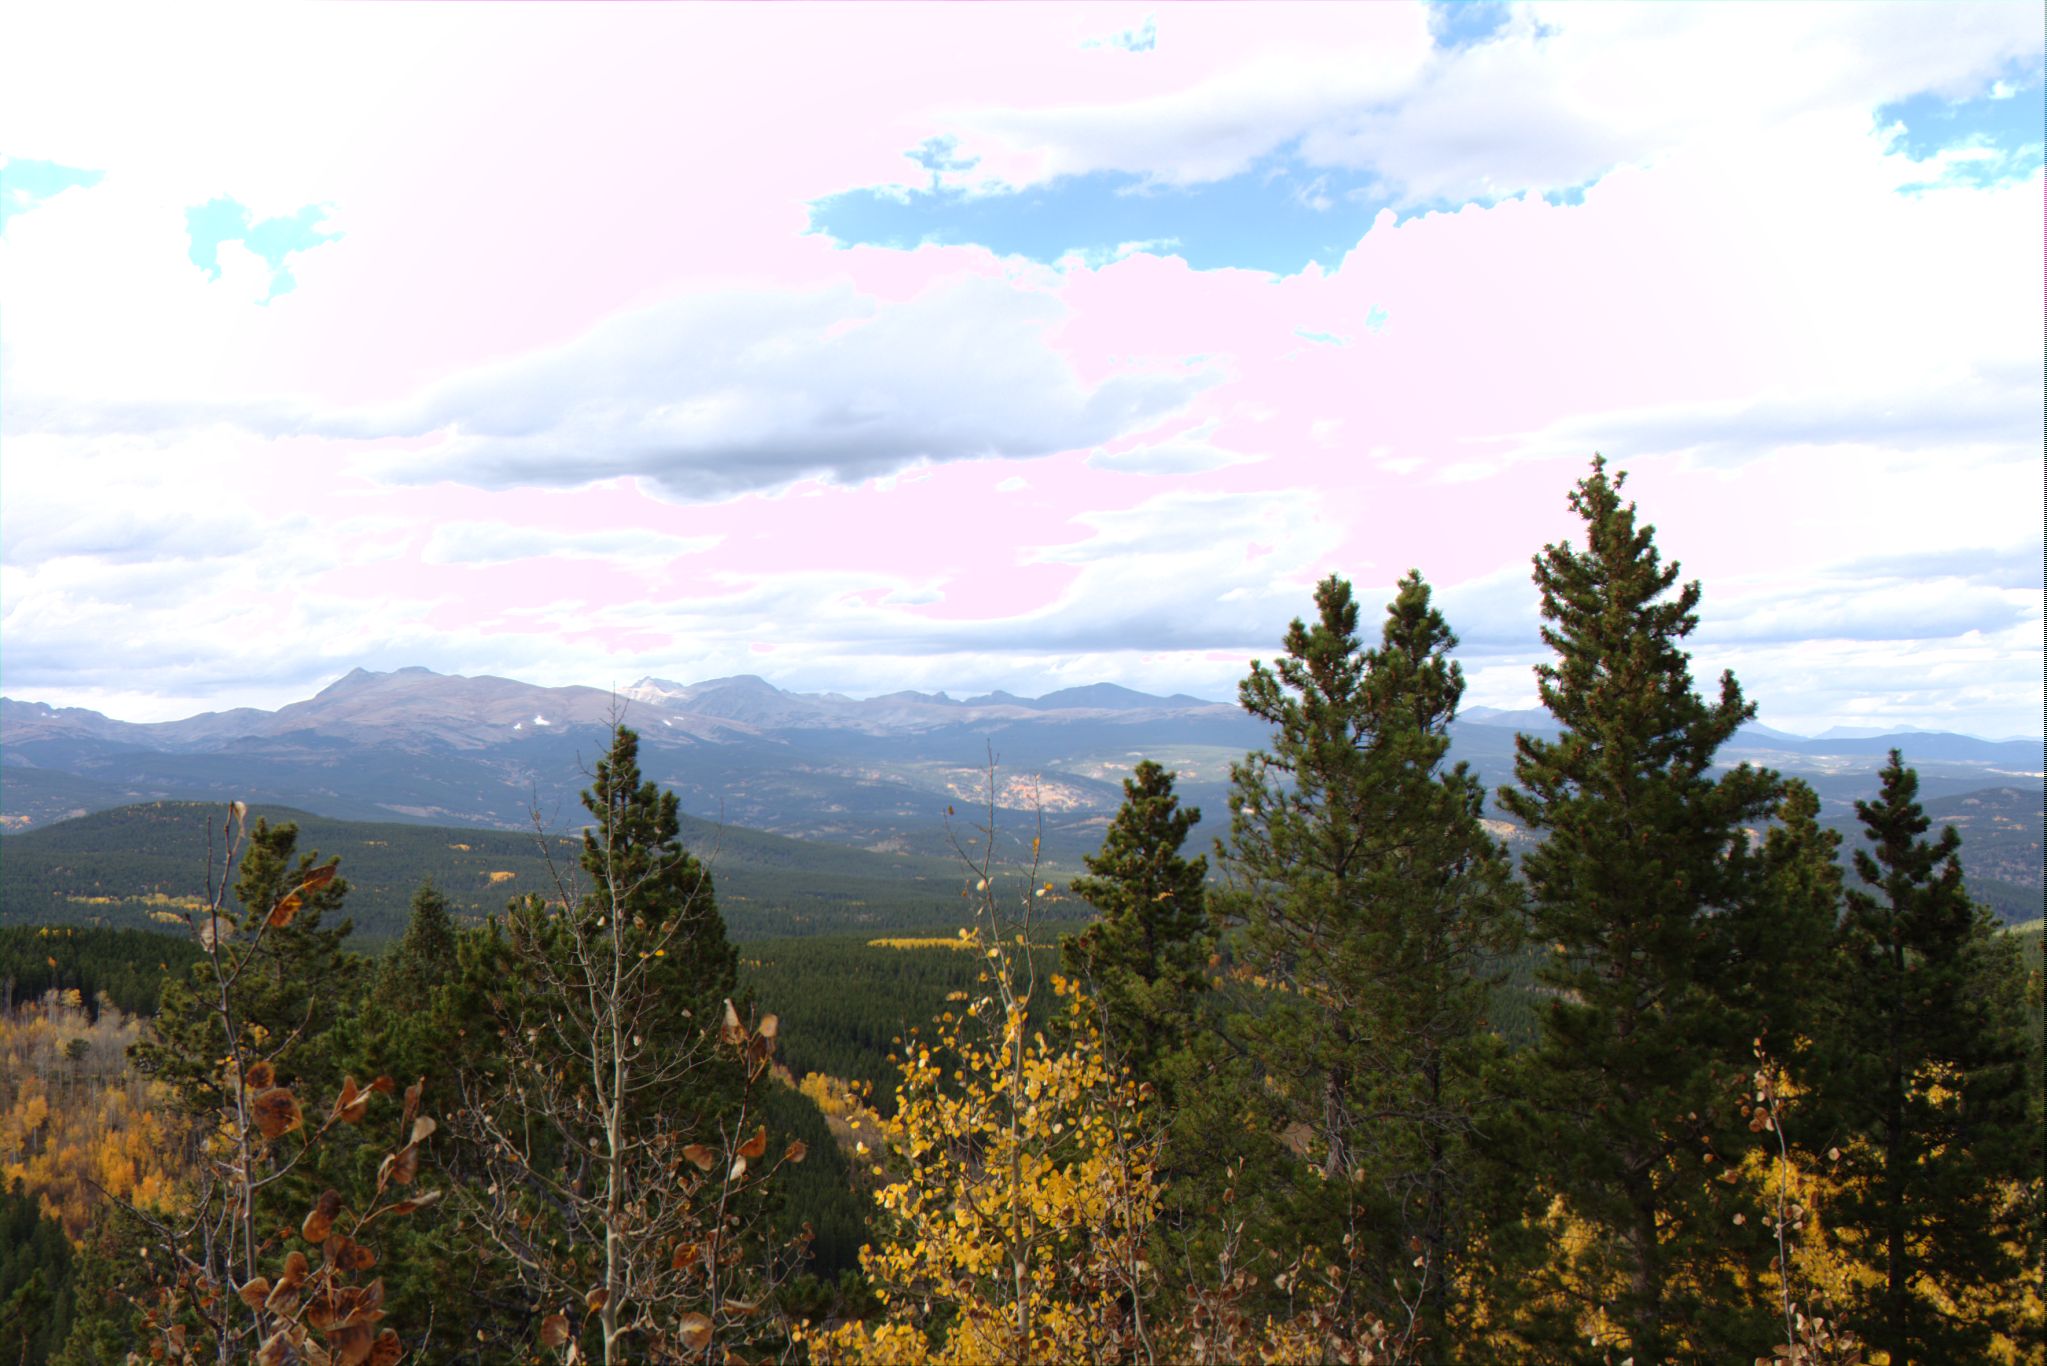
1, 2, 2041, 739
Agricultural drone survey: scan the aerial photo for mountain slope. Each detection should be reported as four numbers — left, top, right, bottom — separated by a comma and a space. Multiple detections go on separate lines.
0, 801, 1001, 941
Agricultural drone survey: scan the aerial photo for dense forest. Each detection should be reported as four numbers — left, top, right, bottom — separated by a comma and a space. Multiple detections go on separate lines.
0, 803, 1013, 942
0, 459, 2039, 1364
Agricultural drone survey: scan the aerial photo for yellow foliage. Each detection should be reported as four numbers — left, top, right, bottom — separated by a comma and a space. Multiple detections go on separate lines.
0, 995, 184, 1239
486, 870, 517, 884
804, 973, 1162, 1364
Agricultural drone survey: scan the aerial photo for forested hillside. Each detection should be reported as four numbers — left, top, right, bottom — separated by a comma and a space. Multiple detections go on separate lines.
0, 801, 1064, 941
0, 460, 2037, 1365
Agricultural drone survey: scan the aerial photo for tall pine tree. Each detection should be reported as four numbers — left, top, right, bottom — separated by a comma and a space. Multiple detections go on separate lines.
132, 817, 353, 1113
1224, 570, 1520, 1350
467, 724, 752, 1363
1497, 457, 1784, 1362
1061, 759, 1209, 1103
1809, 750, 2037, 1365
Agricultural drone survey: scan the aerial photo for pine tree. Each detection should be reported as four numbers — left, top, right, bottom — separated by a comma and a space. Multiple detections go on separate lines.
464, 724, 781, 1364
1223, 570, 1520, 1349
1809, 750, 2037, 1365
132, 817, 352, 1112
1061, 759, 1209, 1101
375, 879, 457, 1012
574, 725, 736, 1027
1751, 778, 1842, 1049
1496, 457, 1784, 1361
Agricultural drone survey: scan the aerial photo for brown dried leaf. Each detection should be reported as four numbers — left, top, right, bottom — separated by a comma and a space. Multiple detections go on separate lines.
369, 1074, 397, 1094
302, 1189, 343, 1244
737, 1126, 768, 1161
584, 1286, 609, 1312
681, 1143, 717, 1172
409, 1116, 436, 1146
380, 1143, 421, 1188
671, 1242, 702, 1271
281, 1250, 311, 1286
368, 1329, 403, 1366
783, 1138, 808, 1164
677, 1313, 713, 1354
400, 1078, 423, 1133
383, 1189, 441, 1217
327, 1322, 375, 1366
253, 1087, 303, 1140
756, 1013, 778, 1039
238, 1278, 272, 1309
539, 1312, 571, 1349
334, 1076, 371, 1125
721, 999, 745, 1045
728, 1154, 748, 1182
327, 1237, 375, 1273
245, 1060, 276, 1090
257, 1333, 292, 1366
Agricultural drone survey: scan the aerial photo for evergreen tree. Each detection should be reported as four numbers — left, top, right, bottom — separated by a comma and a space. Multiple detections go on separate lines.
465, 724, 765, 1363
1752, 778, 1842, 1049
1809, 750, 2038, 1365
375, 879, 457, 1012
1223, 570, 1520, 1350
355, 880, 489, 1355
0, 1179, 73, 1365
573, 725, 736, 1028
131, 817, 353, 1112
1061, 759, 1209, 1101
1496, 457, 1784, 1362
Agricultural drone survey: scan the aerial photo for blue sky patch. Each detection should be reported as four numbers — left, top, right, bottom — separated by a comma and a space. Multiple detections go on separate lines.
811, 151, 1393, 276
0, 156, 105, 232
1878, 75, 2044, 188
185, 196, 337, 300
1427, 1, 1510, 52
1083, 14, 1156, 52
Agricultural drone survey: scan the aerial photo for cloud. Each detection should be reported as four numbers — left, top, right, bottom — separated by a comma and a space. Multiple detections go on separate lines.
1702, 579, 2034, 646
1088, 419, 1265, 474
909, 4, 2038, 213
339, 275, 1212, 499
0, 504, 260, 567
1829, 540, 2043, 591
1496, 366, 2039, 468
422, 523, 722, 567
5, 273, 1215, 499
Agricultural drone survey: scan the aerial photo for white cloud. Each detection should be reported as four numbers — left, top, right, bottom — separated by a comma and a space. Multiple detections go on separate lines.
422, 523, 722, 567
927, 3, 2040, 207
1088, 419, 1265, 474
1498, 367, 2039, 468
307, 276, 1216, 500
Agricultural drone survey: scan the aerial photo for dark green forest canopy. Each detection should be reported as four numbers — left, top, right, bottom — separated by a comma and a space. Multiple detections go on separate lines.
0, 801, 1098, 942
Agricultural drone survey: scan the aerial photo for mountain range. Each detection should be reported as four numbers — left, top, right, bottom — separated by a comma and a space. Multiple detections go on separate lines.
4, 667, 2039, 880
